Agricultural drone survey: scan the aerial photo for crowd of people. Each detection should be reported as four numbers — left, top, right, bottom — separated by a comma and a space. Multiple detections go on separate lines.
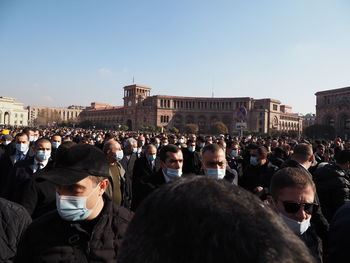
0, 126, 350, 262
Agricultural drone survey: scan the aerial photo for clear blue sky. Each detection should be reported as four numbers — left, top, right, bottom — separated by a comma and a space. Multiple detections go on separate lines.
1, 0, 350, 114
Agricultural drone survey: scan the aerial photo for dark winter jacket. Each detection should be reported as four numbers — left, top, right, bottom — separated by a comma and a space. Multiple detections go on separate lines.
15, 194, 133, 263
0, 198, 31, 263
314, 163, 350, 222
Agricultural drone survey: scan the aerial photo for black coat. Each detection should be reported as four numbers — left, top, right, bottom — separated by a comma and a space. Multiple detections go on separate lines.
119, 153, 137, 209
300, 225, 323, 263
0, 147, 35, 199
15, 195, 133, 263
18, 176, 56, 219
131, 169, 166, 211
0, 198, 31, 263
314, 163, 350, 222
328, 202, 350, 263
132, 156, 159, 181
7, 157, 54, 203
182, 148, 201, 175
240, 161, 278, 194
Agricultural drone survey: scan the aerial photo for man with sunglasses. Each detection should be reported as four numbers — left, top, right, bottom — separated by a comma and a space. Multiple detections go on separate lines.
268, 167, 323, 262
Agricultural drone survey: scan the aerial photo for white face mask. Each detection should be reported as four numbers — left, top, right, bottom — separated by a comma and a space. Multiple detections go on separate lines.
205, 168, 226, 179
279, 213, 311, 235
165, 168, 182, 180
16, 143, 29, 153
115, 150, 124, 161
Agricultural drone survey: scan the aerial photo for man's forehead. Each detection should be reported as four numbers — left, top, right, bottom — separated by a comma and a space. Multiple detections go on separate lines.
38, 142, 51, 148
278, 186, 315, 201
166, 151, 182, 160
202, 149, 225, 161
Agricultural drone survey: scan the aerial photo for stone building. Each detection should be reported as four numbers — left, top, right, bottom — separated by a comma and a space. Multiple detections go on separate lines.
0, 97, 28, 126
80, 84, 302, 134
302, 113, 316, 129
27, 105, 84, 126
315, 86, 350, 138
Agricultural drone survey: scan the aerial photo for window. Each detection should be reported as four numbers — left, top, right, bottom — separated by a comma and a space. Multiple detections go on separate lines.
273, 104, 278, 111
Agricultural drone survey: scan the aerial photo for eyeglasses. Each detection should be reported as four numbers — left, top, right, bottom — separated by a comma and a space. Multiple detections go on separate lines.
280, 201, 318, 215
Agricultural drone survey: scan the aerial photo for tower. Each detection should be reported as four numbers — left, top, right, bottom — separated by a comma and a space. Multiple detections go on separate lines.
123, 84, 152, 107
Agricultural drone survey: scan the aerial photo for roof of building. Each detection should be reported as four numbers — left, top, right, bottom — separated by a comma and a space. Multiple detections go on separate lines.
85, 106, 124, 112
315, 86, 350, 95
153, 95, 252, 100
123, 84, 152, 90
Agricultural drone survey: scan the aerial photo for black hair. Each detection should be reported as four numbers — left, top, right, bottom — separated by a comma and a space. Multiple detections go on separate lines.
159, 144, 181, 162
270, 167, 316, 200
335, 150, 350, 165
118, 176, 315, 263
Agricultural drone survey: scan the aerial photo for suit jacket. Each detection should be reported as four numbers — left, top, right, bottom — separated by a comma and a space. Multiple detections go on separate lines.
132, 156, 160, 181
119, 154, 137, 210
8, 157, 54, 203
182, 148, 201, 175
131, 169, 166, 211
0, 147, 35, 199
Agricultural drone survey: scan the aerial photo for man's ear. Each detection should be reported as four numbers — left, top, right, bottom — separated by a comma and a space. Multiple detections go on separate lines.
99, 179, 110, 194
261, 153, 267, 160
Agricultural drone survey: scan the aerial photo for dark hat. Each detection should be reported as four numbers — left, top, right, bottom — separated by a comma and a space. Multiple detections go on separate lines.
2, 134, 13, 141
37, 144, 109, 185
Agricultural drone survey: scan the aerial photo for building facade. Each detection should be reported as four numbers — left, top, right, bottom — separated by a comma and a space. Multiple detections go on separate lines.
0, 97, 28, 126
28, 105, 84, 126
80, 84, 302, 134
315, 86, 350, 138
302, 113, 316, 129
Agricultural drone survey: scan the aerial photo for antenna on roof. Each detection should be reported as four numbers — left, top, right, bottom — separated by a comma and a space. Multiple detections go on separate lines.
132, 76, 135, 84
211, 78, 214, 98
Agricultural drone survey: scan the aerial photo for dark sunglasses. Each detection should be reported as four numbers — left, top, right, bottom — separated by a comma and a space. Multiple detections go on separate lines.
280, 201, 318, 215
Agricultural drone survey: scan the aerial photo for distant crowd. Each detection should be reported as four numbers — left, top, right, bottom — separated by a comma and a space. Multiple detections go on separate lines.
1, 126, 350, 262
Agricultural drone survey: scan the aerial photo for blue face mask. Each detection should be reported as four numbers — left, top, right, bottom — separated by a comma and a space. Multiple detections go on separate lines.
205, 168, 226, 179
154, 143, 160, 149
250, 156, 259, 166
56, 183, 101, 221
36, 150, 51, 161
52, 142, 60, 149
188, 146, 196, 152
147, 154, 156, 161
166, 168, 182, 180
132, 148, 138, 153
230, 150, 239, 158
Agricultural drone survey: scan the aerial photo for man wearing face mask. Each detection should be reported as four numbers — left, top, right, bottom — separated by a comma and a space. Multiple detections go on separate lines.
103, 139, 129, 208
15, 144, 133, 263
195, 136, 206, 152
0, 134, 13, 160
281, 143, 329, 256
131, 144, 160, 210
239, 145, 278, 199
268, 167, 323, 262
226, 141, 243, 182
0, 132, 34, 198
201, 143, 237, 184
8, 138, 54, 203
182, 139, 201, 175
50, 134, 62, 162
131, 144, 183, 211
